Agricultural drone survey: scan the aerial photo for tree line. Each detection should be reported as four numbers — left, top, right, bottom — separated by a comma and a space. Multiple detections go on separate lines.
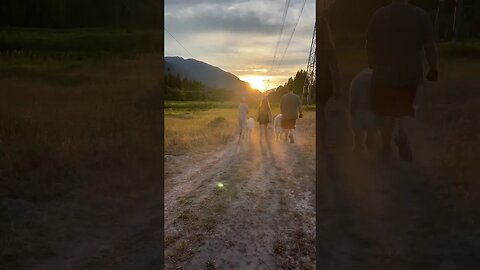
325, 0, 479, 40
267, 70, 309, 103
165, 69, 309, 103
164, 73, 232, 101
0, 0, 161, 28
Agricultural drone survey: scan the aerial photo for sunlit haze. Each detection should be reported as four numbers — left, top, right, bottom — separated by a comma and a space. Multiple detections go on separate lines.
164, 0, 315, 91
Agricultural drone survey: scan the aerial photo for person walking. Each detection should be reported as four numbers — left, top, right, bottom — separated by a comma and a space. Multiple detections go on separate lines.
280, 87, 303, 144
238, 97, 249, 143
366, 0, 438, 161
316, 17, 341, 152
257, 96, 272, 143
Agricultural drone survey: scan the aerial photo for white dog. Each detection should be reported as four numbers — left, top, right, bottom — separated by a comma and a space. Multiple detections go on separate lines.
349, 68, 380, 154
273, 114, 283, 141
245, 118, 255, 139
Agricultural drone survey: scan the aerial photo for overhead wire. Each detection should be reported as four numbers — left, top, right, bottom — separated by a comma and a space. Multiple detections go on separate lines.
275, 0, 308, 71
269, 0, 291, 73
164, 27, 195, 58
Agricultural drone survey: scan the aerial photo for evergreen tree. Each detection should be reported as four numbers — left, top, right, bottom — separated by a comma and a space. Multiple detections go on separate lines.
176, 73, 182, 89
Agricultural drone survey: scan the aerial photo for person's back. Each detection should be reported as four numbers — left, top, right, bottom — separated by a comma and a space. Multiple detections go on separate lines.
367, 2, 434, 85
280, 92, 301, 120
257, 104, 270, 124
366, 0, 438, 161
238, 102, 248, 120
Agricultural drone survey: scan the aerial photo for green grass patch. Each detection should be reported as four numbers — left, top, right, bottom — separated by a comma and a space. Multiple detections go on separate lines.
164, 101, 237, 111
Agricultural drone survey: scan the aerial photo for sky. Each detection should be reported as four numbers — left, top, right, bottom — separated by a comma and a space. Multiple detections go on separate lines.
164, 0, 316, 91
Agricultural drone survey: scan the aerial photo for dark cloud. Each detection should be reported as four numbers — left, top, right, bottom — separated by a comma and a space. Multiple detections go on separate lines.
164, 0, 314, 37
165, 10, 279, 35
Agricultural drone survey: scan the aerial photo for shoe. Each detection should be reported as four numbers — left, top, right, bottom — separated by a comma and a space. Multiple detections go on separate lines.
395, 132, 413, 162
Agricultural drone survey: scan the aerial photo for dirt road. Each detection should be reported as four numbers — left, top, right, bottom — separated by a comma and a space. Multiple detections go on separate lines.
164, 115, 316, 269
315, 78, 480, 269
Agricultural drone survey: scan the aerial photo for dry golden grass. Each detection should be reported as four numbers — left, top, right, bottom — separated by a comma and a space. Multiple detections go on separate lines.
0, 53, 162, 200
0, 52, 162, 268
165, 104, 283, 155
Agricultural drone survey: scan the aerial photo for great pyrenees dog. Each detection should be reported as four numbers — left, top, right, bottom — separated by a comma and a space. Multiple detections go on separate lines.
349, 68, 380, 154
245, 117, 255, 139
273, 114, 283, 141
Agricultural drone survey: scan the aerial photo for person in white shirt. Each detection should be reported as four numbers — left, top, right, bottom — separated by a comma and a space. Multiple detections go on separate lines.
238, 97, 249, 141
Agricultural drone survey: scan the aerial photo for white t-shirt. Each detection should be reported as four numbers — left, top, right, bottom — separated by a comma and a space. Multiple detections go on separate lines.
238, 102, 248, 121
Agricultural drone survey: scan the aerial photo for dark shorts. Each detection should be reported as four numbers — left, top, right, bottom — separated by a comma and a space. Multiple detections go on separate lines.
258, 120, 269, 125
371, 83, 417, 117
281, 119, 296, 129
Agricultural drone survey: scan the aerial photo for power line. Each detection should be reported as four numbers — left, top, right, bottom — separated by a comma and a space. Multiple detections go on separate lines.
164, 27, 195, 58
275, 0, 308, 70
269, 0, 291, 73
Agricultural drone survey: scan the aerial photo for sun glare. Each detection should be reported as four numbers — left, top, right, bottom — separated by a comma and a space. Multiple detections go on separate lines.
242, 76, 269, 91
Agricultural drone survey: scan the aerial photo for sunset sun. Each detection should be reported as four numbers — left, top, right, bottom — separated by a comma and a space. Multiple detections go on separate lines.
242, 76, 269, 91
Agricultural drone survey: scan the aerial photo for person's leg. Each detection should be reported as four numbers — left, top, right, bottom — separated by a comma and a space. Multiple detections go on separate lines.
364, 112, 379, 155
260, 125, 263, 142
264, 125, 269, 142
380, 116, 395, 159
259, 124, 263, 143
284, 129, 289, 142
394, 116, 413, 161
365, 127, 378, 155
352, 128, 366, 154
238, 119, 243, 143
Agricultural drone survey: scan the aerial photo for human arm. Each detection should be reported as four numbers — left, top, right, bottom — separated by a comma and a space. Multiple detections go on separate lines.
298, 96, 303, 118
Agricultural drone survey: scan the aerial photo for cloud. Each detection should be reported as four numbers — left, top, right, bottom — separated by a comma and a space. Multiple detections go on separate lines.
164, 0, 315, 84
165, 10, 279, 35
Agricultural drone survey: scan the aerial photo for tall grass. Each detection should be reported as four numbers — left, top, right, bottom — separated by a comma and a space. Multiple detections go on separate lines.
0, 39, 162, 266
0, 28, 163, 54
0, 52, 162, 200
164, 103, 293, 155
165, 109, 237, 155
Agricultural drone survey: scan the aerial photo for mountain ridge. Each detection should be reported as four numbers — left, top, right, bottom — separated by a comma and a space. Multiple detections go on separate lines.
164, 56, 255, 93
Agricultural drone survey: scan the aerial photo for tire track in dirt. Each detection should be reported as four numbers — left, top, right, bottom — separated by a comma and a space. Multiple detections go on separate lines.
165, 117, 316, 269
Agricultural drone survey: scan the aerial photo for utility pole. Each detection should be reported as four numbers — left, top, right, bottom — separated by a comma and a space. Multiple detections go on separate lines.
303, 24, 316, 104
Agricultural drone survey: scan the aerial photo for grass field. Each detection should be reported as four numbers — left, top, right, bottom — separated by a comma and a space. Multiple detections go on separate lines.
0, 29, 162, 268
0, 28, 162, 53
164, 101, 315, 155
1, 27, 478, 267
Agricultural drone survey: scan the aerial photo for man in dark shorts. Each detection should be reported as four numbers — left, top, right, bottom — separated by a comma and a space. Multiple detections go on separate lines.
280, 88, 303, 144
366, 0, 438, 161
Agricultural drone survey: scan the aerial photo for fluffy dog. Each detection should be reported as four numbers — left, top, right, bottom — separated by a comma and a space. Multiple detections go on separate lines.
273, 114, 283, 141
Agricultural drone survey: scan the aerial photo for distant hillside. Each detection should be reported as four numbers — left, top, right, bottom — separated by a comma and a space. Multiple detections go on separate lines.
263, 87, 278, 97
164, 56, 254, 93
